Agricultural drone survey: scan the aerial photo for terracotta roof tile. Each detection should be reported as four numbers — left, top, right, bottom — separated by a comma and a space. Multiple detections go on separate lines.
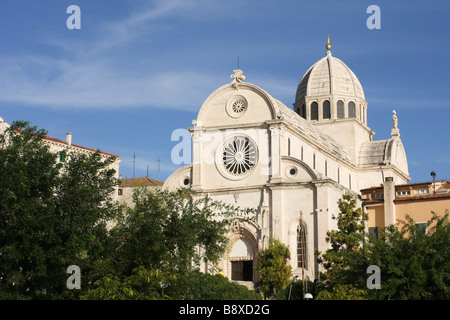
43, 135, 119, 157
14, 128, 119, 157
120, 177, 164, 187
361, 180, 448, 192
394, 193, 450, 202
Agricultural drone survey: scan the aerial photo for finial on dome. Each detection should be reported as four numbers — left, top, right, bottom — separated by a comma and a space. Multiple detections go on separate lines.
326, 36, 332, 51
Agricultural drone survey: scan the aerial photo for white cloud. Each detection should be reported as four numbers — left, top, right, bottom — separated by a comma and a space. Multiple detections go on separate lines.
0, 0, 228, 111
0, 56, 224, 110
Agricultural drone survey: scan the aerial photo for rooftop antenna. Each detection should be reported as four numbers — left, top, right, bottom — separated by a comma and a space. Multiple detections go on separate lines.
237, 56, 240, 69
147, 164, 149, 178
133, 152, 136, 178
158, 158, 161, 181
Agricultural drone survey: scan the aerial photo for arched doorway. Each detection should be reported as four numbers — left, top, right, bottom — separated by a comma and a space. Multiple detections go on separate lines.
226, 228, 258, 283
230, 238, 254, 281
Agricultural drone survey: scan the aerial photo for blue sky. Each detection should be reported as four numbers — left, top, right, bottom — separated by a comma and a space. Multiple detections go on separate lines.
0, 0, 449, 184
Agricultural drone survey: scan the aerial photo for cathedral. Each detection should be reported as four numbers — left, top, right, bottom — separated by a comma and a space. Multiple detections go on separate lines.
163, 40, 410, 284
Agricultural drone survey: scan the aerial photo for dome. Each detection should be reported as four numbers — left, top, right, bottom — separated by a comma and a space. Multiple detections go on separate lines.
295, 50, 365, 103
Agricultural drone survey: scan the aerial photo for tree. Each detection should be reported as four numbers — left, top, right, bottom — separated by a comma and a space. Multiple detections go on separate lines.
256, 238, 292, 299
316, 193, 450, 300
316, 284, 367, 300
109, 187, 255, 277
0, 121, 119, 299
315, 194, 368, 296
83, 187, 259, 300
82, 266, 262, 300
366, 212, 450, 300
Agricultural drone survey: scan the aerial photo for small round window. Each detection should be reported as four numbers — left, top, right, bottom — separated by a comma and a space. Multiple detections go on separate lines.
232, 99, 246, 113
286, 166, 298, 179
179, 175, 191, 187
226, 95, 248, 118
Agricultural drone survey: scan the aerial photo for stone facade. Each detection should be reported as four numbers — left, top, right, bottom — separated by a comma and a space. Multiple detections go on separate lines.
164, 45, 410, 283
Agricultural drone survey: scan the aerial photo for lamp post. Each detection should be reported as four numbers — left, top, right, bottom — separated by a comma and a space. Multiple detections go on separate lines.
431, 171, 436, 194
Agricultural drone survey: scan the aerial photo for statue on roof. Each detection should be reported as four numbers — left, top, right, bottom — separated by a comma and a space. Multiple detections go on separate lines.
391, 110, 400, 137
393, 110, 398, 129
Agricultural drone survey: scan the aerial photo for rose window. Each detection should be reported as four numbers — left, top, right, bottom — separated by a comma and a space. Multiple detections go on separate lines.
221, 136, 257, 177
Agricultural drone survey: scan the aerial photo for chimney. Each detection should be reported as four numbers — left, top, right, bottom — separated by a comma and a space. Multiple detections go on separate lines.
66, 132, 72, 146
383, 177, 396, 226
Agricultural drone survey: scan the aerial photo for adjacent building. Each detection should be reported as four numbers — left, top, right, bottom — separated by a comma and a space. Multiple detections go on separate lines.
362, 179, 450, 237
0, 115, 121, 190
118, 176, 164, 207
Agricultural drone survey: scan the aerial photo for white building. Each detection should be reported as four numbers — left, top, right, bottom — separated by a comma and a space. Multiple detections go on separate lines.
0, 116, 121, 190
164, 41, 410, 284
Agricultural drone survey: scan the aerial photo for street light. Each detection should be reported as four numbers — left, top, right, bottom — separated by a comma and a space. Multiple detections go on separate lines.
431, 171, 436, 194
303, 293, 313, 300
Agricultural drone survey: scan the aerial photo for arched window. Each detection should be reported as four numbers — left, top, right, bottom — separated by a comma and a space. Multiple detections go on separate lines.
322, 100, 331, 119
297, 222, 307, 269
337, 100, 345, 119
348, 101, 356, 118
325, 160, 328, 176
313, 153, 316, 169
311, 102, 318, 120
301, 146, 304, 161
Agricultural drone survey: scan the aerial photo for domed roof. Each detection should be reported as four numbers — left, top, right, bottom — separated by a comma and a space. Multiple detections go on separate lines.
295, 50, 365, 103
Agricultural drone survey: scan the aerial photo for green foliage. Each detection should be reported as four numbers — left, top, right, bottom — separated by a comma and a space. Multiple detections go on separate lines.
166, 269, 262, 300
80, 266, 174, 300
316, 284, 367, 300
110, 187, 256, 277
0, 121, 119, 299
316, 194, 368, 292
256, 238, 292, 299
88, 186, 259, 300
0, 120, 263, 300
82, 267, 262, 300
365, 212, 450, 300
316, 193, 450, 300
276, 278, 317, 300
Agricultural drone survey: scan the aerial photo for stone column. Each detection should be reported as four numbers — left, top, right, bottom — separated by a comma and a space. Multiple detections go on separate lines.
383, 177, 396, 226
191, 122, 203, 189
269, 124, 282, 183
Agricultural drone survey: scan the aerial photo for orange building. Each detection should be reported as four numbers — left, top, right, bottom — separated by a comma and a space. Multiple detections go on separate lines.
361, 178, 450, 237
